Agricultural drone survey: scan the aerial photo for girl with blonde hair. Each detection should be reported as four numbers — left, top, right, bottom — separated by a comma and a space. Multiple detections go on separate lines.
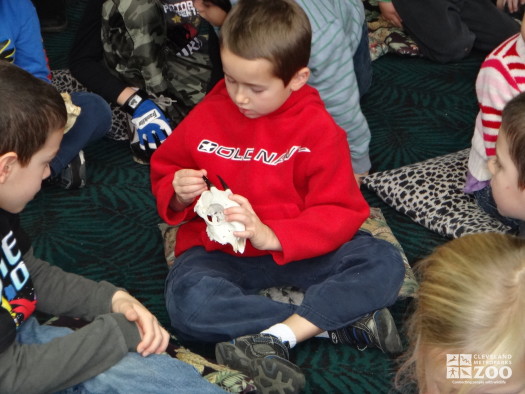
396, 233, 525, 393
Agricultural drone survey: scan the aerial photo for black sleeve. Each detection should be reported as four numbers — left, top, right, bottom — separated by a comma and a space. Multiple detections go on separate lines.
69, 0, 127, 104
25, 249, 117, 320
206, 27, 223, 93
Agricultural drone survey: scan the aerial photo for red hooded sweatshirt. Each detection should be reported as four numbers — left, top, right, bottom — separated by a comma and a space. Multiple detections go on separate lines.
150, 80, 369, 265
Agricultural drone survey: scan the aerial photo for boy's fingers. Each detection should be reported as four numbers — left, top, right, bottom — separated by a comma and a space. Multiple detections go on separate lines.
125, 306, 139, 322
140, 319, 166, 356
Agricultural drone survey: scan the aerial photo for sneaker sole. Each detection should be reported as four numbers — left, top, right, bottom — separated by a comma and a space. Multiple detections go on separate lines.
216, 342, 305, 394
375, 308, 403, 354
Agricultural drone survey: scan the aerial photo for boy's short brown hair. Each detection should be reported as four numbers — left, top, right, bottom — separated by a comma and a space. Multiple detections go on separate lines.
500, 92, 525, 189
0, 62, 66, 166
219, 0, 311, 86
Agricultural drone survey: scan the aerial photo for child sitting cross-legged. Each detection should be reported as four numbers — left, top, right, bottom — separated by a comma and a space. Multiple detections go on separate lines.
150, 0, 405, 392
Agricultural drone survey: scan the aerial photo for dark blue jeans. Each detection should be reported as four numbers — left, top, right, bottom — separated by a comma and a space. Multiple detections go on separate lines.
50, 92, 112, 176
354, 21, 372, 98
473, 185, 521, 233
165, 231, 405, 343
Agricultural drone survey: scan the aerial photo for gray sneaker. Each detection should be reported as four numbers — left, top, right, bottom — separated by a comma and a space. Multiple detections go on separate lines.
59, 150, 86, 189
215, 333, 305, 394
45, 150, 86, 190
328, 308, 403, 354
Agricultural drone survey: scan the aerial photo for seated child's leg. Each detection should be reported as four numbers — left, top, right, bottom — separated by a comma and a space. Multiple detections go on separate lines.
165, 247, 298, 343
296, 231, 405, 332
392, 0, 476, 63
65, 352, 224, 394
462, 0, 520, 52
473, 184, 521, 231
214, 233, 404, 392
18, 318, 223, 393
50, 92, 111, 176
17, 317, 73, 344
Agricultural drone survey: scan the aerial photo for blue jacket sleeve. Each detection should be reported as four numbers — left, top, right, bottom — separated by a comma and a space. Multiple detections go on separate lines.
13, 0, 51, 81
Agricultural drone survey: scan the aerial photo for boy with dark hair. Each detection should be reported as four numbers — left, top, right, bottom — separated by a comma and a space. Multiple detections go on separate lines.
151, 0, 405, 392
487, 92, 525, 231
0, 62, 223, 393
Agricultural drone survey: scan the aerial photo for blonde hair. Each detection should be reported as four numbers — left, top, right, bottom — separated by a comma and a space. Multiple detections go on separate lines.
395, 233, 525, 393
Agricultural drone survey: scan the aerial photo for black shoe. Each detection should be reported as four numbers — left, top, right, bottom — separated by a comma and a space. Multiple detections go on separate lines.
215, 333, 305, 394
46, 151, 86, 190
129, 140, 151, 164
328, 308, 402, 354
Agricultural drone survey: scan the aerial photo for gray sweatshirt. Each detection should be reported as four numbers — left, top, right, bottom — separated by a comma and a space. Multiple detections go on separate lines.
0, 210, 141, 393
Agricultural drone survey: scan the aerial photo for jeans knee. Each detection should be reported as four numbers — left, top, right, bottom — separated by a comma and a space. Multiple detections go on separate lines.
165, 274, 227, 337
373, 239, 406, 291
424, 36, 474, 63
70, 92, 112, 138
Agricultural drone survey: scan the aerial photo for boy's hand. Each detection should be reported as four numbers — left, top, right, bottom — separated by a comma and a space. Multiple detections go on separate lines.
111, 290, 170, 357
496, 0, 525, 13
378, 1, 403, 28
170, 169, 208, 210
225, 194, 282, 251
130, 99, 172, 152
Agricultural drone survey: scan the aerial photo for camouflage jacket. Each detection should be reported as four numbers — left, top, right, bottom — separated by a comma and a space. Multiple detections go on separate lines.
101, 0, 214, 121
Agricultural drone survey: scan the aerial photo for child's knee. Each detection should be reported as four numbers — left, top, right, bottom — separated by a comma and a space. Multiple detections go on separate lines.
369, 237, 406, 289
165, 275, 226, 326
423, 35, 475, 63
70, 91, 112, 137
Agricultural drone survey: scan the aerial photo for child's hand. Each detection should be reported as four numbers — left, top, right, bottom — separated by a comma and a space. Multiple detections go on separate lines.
224, 194, 282, 251
111, 290, 170, 357
496, 0, 525, 13
170, 169, 208, 210
378, 1, 403, 28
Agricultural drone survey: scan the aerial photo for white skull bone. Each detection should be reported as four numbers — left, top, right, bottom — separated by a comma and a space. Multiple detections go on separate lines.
194, 187, 246, 253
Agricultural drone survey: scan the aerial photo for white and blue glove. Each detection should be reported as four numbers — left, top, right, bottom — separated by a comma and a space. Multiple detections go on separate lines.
123, 90, 172, 160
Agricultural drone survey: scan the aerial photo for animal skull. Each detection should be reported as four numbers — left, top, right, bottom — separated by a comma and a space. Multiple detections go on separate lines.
194, 187, 246, 253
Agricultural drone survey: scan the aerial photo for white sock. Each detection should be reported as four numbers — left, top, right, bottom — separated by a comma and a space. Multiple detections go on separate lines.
261, 323, 297, 348
316, 331, 329, 338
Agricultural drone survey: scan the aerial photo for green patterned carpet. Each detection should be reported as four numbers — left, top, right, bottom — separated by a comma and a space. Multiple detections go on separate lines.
25, 3, 484, 392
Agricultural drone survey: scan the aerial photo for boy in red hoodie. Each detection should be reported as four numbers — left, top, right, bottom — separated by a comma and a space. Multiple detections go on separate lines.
150, 0, 405, 392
